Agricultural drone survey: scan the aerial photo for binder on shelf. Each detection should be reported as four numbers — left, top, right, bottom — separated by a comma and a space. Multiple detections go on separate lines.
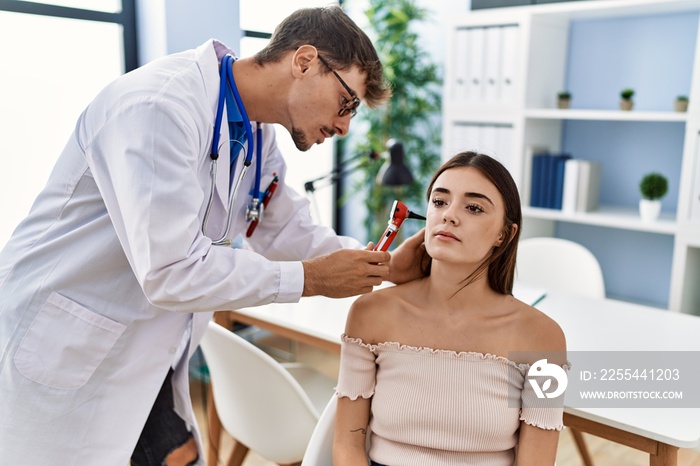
540, 153, 554, 208
552, 154, 572, 210
480, 125, 499, 158
447, 130, 461, 158
495, 125, 515, 174
465, 27, 486, 102
500, 25, 519, 104
449, 123, 482, 156
448, 124, 466, 156
576, 161, 601, 212
463, 124, 482, 152
530, 151, 550, 208
453, 28, 469, 101
561, 159, 581, 213
484, 26, 502, 103
525, 146, 549, 208
530, 154, 541, 207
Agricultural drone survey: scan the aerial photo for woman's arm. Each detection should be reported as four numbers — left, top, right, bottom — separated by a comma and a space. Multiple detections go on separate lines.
517, 307, 568, 465
333, 293, 390, 466
515, 423, 560, 465
334, 396, 371, 466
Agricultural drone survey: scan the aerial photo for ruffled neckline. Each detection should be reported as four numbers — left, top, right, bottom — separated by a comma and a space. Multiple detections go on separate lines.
342, 333, 532, 372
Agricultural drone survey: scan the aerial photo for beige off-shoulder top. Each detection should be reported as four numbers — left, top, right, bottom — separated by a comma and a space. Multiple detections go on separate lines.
336, 334, 567, 466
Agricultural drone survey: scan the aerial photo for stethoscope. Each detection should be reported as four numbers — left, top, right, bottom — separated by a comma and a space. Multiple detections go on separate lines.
202, 54, 263, 246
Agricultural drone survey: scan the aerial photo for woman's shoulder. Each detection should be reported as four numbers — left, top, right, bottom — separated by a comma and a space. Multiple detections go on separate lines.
345, 281, 420, 343
512, 299, 567, 364
350, 280, 422, 311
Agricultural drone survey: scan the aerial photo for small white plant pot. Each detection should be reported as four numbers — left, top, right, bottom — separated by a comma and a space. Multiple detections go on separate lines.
639, 199, 661, 222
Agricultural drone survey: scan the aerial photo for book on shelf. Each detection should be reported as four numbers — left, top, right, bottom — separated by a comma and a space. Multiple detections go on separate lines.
529, 151, 570, 209
530, 153, 598, 212
552, 154, 572, 210
561, 159, 581, 213
530, 151, 547, 208
561, 159, 601, 213
576, 160, 601, 212
526, 146, 548, 208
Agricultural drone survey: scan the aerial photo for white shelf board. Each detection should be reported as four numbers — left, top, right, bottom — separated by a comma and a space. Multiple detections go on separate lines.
523, 205, 678, 235
524, 108, 688, 122
444, 107, 520, 126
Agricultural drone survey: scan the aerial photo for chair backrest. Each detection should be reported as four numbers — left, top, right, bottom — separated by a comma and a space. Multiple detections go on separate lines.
516, 237, 605, 299
300, 395, 337, 466
199, 321, 321, 465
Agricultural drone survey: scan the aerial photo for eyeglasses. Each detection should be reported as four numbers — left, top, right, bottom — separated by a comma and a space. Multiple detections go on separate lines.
317, 54, 361, 118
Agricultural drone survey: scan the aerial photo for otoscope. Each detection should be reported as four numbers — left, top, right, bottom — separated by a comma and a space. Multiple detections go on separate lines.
374, 200, 426, 252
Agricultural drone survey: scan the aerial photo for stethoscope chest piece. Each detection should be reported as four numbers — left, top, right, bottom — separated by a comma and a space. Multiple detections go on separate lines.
246, 198, 261, 223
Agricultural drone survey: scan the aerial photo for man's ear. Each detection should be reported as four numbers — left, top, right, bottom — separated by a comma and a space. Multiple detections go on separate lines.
291, 45, 319, 77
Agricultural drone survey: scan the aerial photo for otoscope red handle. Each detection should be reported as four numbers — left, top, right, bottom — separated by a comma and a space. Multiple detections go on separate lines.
373, 200, 425, 252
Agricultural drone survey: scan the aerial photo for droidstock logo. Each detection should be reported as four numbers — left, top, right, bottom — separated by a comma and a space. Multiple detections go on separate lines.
528, 359, 568, 399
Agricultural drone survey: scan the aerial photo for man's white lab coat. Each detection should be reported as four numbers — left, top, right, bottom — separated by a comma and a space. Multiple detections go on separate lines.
0, 40, 358, 465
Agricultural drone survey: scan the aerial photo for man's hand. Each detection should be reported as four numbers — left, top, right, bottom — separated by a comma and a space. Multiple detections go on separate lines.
302, 244, 390, 298
386, 228, 428, 285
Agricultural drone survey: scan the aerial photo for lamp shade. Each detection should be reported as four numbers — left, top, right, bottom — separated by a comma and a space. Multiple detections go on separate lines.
376, 139, 413, 186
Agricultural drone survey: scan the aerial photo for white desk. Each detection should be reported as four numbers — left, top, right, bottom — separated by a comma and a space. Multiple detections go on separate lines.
535, 291, 700, 465
228, 294, 354, 353
224, 288, 700, 466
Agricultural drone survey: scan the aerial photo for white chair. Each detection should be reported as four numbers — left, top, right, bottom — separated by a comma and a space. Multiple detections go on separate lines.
300, 395, 337, 466
516, 237, 605, 299
517, 236, 603, 466
199, 321, 336, 466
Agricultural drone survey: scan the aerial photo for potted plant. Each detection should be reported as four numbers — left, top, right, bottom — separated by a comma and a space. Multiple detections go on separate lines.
675, 95, 689, 112
639, 172, 668, 222
557, 91, 571, 109
620, 88, 635, 111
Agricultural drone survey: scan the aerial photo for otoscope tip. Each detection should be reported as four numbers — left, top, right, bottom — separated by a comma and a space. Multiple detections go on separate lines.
408, 211, 426, 221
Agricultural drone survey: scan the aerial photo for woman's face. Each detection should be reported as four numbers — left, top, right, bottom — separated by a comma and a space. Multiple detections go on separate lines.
425, 166, 507, 266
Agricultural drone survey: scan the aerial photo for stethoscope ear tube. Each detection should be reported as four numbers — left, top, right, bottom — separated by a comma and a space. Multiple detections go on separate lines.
201, 54, 263, 247
204, 163, 250, 247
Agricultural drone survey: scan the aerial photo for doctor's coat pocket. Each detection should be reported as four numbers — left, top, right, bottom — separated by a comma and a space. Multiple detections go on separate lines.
14, 292, 126, 389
